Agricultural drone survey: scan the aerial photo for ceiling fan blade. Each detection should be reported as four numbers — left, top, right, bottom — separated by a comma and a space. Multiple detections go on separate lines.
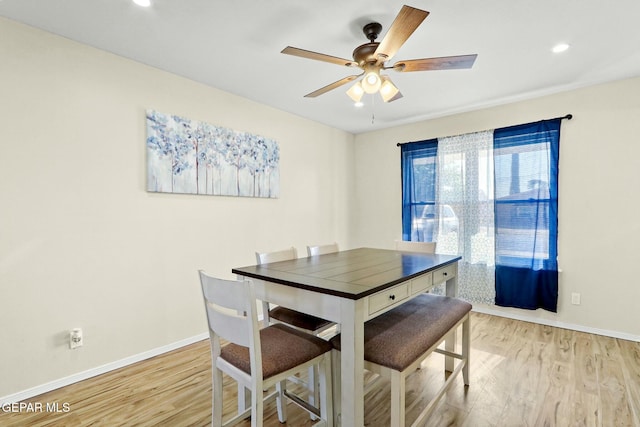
304, 75, 362, 98
282, 46, 358, 68
392, 54, 478, 72
374, 5, 429, 62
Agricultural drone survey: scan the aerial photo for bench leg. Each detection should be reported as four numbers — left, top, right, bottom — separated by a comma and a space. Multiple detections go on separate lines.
390, 370, 405, 427
462, 314, 470, 385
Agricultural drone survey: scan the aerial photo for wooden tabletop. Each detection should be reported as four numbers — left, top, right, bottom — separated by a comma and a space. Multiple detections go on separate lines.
232, 247, 461, 299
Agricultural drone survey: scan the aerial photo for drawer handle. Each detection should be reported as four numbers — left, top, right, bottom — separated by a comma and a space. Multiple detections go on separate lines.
443, 272, 448, 276
389, 294, 396, 301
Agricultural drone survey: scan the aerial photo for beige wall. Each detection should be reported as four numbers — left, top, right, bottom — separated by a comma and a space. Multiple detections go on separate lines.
352, 76, 640, 339
0, 17, 354, 397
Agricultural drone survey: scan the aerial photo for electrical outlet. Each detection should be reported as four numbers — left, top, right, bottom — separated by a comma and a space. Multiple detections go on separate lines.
69, 328, 83, 349
571, 293, 581, 305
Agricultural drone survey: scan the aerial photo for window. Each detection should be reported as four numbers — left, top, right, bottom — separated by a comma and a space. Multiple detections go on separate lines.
493, 120, 560, 311
400, 119, 562, 312
401, 139, 437, 242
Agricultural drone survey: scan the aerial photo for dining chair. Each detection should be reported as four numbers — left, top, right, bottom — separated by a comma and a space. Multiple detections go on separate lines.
255, 247, 335, 334
306, 242, 339, 256
305, 242, 341, 333
255, 246, 299, 266
330, 294, 471, 427
255, 247, 335, 417
198, 271, 333, 427
394, 239, 436, 254
394, 239, 442, 295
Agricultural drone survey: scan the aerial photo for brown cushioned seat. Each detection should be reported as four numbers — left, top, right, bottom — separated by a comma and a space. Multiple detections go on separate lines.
269, 306, 334, 332
222, 323, 333, 379
330, 294, 471, 371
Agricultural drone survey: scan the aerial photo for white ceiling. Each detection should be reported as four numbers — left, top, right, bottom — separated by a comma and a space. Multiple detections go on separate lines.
2, 0, 640, 134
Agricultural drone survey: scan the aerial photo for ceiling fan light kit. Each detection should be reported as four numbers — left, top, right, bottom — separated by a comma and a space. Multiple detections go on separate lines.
361, 67, 382, 94
379, 77, 400, 103
346, 81, 365, 103
282, 5, 477, 106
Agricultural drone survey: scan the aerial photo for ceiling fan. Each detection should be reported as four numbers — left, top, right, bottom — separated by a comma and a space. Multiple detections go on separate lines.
282, 5, 477, 103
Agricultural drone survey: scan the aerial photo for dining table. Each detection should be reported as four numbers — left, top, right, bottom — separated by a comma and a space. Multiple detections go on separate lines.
232, 247, 462, 426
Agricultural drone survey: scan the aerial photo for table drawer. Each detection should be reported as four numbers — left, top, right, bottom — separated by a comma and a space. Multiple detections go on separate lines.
369, 283, 409, 315
410, 273, 433, 294
432, 264, 456, 284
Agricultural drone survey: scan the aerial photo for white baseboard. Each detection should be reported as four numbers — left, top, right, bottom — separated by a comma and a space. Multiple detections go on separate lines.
3, 310, 638, 405
0, 332, 209, 405
471, 306, 640, 342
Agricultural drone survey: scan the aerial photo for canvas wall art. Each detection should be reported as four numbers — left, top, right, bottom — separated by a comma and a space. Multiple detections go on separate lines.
146, 110, 280, 198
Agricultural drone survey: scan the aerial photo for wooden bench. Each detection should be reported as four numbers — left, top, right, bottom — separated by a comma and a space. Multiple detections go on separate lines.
330, 293, 471, 426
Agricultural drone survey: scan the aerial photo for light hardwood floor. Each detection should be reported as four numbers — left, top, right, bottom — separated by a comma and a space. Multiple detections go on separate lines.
2, 313, 639, 426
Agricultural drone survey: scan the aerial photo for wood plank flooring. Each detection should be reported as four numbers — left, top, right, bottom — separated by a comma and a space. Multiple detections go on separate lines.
1, 313, 639, 426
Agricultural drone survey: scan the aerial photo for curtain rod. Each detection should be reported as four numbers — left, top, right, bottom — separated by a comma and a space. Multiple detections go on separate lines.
396, 113, 573, 147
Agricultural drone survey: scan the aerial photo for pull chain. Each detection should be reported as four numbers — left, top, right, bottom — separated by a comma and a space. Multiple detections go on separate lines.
371, 94, 376, 125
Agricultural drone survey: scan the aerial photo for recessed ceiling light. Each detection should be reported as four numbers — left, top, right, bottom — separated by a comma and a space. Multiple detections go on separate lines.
133, 0, 151, 7
354, 101, 364, 108
552, 43, 570, 53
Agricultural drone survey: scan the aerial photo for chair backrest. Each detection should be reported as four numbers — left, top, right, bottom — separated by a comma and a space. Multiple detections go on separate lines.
307, 242, 339, 256
255, 247, 298, 265
198, 271, 261, 369
395, 240, 436, 254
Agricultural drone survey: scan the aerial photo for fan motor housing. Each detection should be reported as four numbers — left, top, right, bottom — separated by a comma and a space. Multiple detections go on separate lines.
353, 22, 384, 66
352, 42, 379, 66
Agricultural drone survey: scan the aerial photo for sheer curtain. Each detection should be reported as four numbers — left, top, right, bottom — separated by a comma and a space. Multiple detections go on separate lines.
435, 130, 495, 305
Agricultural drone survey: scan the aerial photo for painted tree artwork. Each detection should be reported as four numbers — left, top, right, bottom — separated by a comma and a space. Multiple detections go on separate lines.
146, 110, 280, 198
